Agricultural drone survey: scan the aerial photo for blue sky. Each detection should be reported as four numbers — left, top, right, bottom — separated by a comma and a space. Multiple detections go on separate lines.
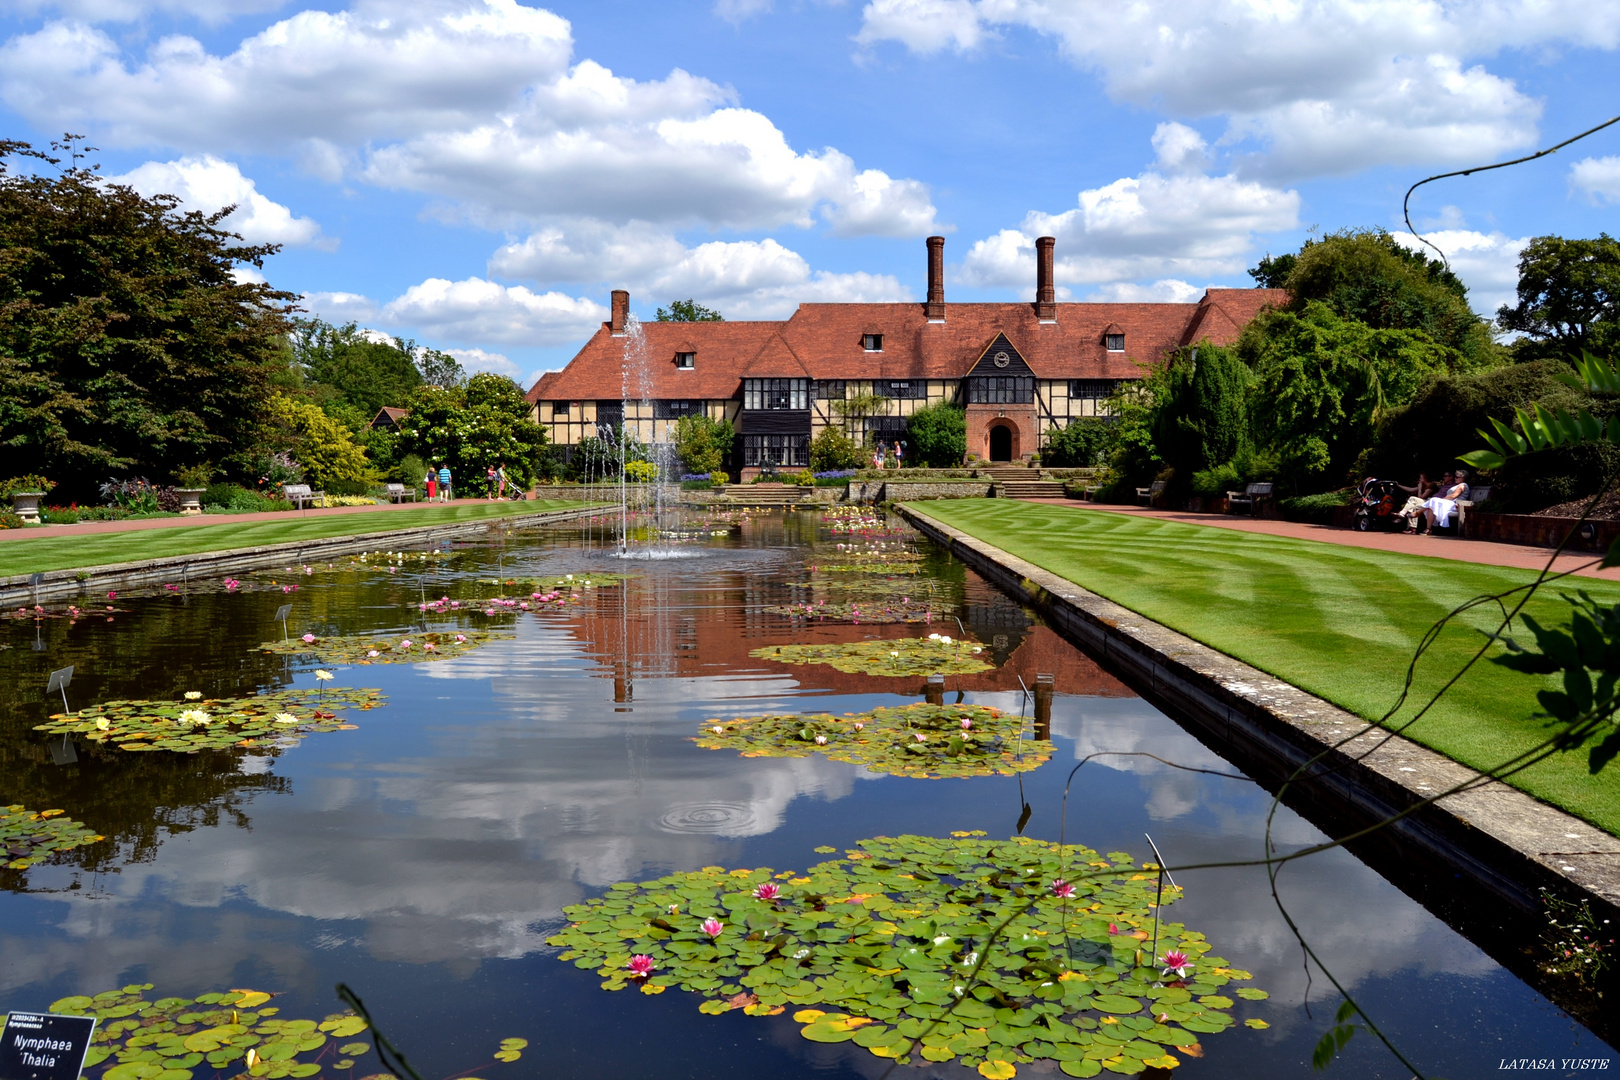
2, 0, 1618, 388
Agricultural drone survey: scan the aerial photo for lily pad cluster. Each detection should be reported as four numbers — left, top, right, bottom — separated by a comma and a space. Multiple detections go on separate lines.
693, 704, 1052, 778
4, 604, 128, 621
762, 599, 940, 624
474, 572, 629, 591
548, 833, 1266, 1078
35, 985, 524, 1080
260, 630, 511, 664
750, 635, 995, 677
809, 552, 925, 575
35, 688, 382, 753
2, 804, 104, 870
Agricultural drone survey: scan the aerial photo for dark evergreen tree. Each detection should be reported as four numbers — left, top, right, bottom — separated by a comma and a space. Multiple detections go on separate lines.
905, 403, 966, 466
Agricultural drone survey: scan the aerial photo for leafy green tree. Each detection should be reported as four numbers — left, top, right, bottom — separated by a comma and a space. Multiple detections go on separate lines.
672, 413, 735, 475
1275, 228, 1497, 366
1497, 234, 1620, 361
1246, 252, 1296, 289
905, 403, 966, 467
0, 137, 295, 496
268, 395, 371, 486
810, 424, 865, 472
1042, 418, 1116, 467
1246, 301, 1453, 487
398, 373, 546, 492
656, 299, 724, 322
1150, 344, 1250, 479
288, 318, 423, 420
417, 347, 465, 389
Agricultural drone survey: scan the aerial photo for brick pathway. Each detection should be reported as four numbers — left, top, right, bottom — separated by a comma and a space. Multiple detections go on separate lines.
0, 497, 512, 542
1022, 498, 1620, 581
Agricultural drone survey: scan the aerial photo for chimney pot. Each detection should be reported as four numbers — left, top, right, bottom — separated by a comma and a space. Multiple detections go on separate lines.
925, 236, 945, 321
1035, 237, 1056, 321
610, 289, 629, 335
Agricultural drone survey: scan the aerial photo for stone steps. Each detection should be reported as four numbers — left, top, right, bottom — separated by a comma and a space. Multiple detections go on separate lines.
997, 481, 1069, 499
719, 483, 815, 504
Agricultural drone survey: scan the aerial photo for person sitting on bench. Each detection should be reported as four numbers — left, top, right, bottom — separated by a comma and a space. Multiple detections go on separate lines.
1411, 470, 1469, 535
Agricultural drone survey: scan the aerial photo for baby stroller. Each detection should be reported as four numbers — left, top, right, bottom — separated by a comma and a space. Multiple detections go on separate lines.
1352, 479, 1407, 532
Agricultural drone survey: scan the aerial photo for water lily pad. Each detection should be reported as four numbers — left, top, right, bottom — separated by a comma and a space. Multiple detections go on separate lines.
44, 988, 524, 1080
35, 689, 383, 755
694, 704, 1052, 778
260, 631, 510, 665
2, 805, 104, 870
761, 599, 942, 624
749, 636, 994, 677
548, 834, 1263, 1074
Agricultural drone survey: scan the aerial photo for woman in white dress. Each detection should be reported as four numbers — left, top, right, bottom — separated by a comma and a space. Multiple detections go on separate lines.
1417, 469, 1470, 534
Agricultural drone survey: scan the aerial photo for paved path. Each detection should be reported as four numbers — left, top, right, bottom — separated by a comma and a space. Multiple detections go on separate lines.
1022, 497, 1620, 581
0, 497, 533, 542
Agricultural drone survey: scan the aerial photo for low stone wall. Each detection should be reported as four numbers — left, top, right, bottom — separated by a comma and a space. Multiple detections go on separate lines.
848, 481, 993, 503
1467, 512, 1620, 552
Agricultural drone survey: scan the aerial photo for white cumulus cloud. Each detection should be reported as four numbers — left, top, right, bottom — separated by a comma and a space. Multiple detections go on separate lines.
491, 224, 910, 319
855, 0, 1620, 178
10, 0, 288, 22
446, 347, 523, 379
959, 136, 1299, 290
1571, 156, 1620, 204
381, 278, 608, 346
109, 155, 326, 247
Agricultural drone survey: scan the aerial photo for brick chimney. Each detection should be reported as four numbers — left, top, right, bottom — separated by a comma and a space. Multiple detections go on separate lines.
610, 289, 629, 336
925, 236, 945, 321
1035, 236, 1056, 321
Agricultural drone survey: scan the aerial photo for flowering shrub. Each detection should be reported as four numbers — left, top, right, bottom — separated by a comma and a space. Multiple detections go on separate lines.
98, 477, 162, 514
624, 460, 659, 483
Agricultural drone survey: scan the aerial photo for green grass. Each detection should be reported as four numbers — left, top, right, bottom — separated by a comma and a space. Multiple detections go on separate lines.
911, 499, 1620, 837
0, 500, 587, 577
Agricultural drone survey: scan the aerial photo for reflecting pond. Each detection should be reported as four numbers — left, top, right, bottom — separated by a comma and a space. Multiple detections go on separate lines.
0, 509, 1612, 1078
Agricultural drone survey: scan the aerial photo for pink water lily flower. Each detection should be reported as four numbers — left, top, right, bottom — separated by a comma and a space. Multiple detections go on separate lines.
1107, 923, 1120, 936
455, 634, 467, 644
753, 883, 780, 902
853, 722, 864, 731
626, 954, 656, 978
1051, 879, 1075, 898
1158, 950, 1194, 979
814, 735, 828, 745
302, 633, 317, 643
700, 918, 724, 939
960, 718, 973, 730
913, 733, 927, 743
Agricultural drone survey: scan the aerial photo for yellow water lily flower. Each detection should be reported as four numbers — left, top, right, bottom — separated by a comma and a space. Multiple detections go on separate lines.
315, 670, 335, 681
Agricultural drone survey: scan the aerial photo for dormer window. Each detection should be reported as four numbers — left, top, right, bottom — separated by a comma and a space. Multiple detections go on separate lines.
1105, 333, 1125, 352
862, 334, 883, 352
675, 352, 696, 369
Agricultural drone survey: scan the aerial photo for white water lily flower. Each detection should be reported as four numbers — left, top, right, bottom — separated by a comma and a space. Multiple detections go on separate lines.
314, 670, 334, 681
792, 948, 811, 959
274, 712, 299, 724
95, 717, 110, 731
940, 636, 953, 645
183, 691, 202, 700
712, 726, 724, 735
961, 951, 979, 967
928, 633, 940, 640
178, 709, 211, 727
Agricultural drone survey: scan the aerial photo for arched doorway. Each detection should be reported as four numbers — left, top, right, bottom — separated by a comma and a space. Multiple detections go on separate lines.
989, 424, 1013, 462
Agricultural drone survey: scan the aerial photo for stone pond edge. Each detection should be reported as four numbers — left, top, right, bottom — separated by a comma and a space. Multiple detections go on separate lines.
0, 505, 603, 607
898, 503, 1620, 920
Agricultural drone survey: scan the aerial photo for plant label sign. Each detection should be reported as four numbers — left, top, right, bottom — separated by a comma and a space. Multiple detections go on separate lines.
0, 1012, 97, 1080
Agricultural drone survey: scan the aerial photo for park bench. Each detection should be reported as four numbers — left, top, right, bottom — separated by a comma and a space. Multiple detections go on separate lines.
1226, 482, 1274, 516
1435, 484, 1490, 537
282, 483, 325, 509
385, 482, 417, 503
1135, 480, 1166, 506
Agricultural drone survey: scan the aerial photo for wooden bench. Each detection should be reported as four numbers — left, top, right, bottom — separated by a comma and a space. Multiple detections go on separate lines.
1441, 485, 1490, 537
282, 483, 325, 509
1135, 480, 1166, 506
1226, 482, 1274, 516
385, 482, 417, 503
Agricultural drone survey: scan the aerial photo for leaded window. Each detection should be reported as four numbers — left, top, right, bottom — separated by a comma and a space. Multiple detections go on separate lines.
742, 434, 810, 467
1069, 379, 1117, 400
675, 352, 695, 368
1105, 333, 1125, 352
654, 400, 696, 419
595, 401, 624, 429
885, 380, 926, 399
967, 376, 1033, 404
744, 378, 808, 410
814, 379, 846, 400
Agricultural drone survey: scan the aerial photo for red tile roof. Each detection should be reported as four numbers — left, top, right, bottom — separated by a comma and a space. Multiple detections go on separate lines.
526, 289, 1285, 402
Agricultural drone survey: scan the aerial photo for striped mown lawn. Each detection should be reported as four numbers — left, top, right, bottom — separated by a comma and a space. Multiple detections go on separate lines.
0, 500, 587, 577
911, 499, 1620, 837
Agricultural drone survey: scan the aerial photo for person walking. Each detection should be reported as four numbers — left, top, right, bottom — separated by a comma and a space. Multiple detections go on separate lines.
438, 463, 452, 502
496, 463, 507, 500
486, 465, 497, 500
425, 467, 437, 501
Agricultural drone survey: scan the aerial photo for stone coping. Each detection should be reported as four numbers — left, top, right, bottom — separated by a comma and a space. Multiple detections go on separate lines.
0, 505, 600, 606
899, 504, 1620, 922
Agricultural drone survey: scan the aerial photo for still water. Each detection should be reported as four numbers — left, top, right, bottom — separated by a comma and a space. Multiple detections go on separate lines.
1, 510, 1611, 1078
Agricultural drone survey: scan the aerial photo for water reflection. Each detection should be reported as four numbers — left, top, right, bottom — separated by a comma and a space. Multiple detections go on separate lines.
0, 509, 1611, 1079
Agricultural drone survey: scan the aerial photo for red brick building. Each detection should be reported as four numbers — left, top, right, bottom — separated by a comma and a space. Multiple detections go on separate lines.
527, 236, 1283, 473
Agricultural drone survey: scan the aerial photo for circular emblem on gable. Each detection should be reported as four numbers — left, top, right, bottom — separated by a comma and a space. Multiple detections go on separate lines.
993, 351, 1010, 368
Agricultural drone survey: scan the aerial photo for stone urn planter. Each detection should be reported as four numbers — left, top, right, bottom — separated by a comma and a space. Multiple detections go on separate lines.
10, 492, 44, 523
176, 488, 207, 516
